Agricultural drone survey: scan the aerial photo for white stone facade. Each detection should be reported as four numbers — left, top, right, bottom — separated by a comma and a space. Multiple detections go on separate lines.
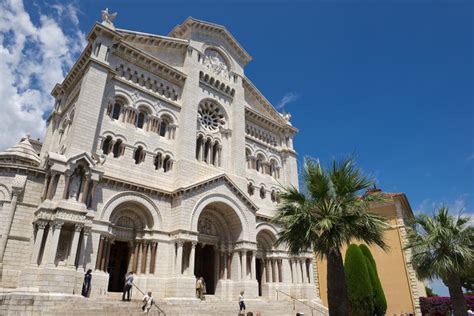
0, 16, 318, 303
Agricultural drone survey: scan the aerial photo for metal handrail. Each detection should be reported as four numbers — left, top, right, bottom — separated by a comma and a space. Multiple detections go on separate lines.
132, 282, 166, 316
275, 289, 322, 316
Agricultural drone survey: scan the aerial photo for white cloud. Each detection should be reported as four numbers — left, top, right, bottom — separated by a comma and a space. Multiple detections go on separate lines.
467, 153, 474, 161
277, 92, 299, 110
0, 0, 85, 151
416, 193, 471, 215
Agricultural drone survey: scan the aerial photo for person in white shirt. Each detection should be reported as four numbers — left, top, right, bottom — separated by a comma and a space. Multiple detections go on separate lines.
142, 291, 154, 314
238, 290, 246, 315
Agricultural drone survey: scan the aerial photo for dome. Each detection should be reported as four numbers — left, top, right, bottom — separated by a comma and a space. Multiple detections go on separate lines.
0, 136, 41, 166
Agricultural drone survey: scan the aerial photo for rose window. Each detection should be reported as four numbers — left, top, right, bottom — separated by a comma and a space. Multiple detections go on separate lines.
198, 101, 225, 131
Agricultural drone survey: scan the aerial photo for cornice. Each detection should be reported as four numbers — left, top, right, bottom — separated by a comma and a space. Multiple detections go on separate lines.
113, 41, 187, 86
116, 28, 189, 49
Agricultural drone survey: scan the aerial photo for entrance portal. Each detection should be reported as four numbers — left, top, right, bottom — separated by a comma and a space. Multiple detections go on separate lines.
194, 244, 216, 295
107, 241, 130, 292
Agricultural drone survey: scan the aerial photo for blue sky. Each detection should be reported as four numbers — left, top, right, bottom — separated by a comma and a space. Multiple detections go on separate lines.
1, 0, 472, 296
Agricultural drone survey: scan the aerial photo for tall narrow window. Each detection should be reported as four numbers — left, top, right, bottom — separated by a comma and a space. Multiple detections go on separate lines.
102, 136, 112, 155
113, 139, 123, 158
204, 139, 211, 163
163, 156, 172, 172
260, 186, 266, 199
112, 103, 121, 120
134, 146, 144, 164
211, 142, 219, 166
137, 112, 146, 129
154, 153, 162, 170
196, 136, 203, 160
159, 119, 168, 137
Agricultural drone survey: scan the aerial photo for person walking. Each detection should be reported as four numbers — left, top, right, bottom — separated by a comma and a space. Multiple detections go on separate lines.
238, 290, 246, 315
141, 291, 154, 314
122, 271, 134, 301
81, 269, 92, 297
196, 277, 205, 300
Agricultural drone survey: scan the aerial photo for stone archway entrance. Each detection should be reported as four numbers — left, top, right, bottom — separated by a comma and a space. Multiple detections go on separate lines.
107, 241, 130, 292
194, 244, 216, 295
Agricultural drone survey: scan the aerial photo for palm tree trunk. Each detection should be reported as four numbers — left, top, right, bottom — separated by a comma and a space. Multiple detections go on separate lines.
327, 249, 349, 316
446, 272, 467, 316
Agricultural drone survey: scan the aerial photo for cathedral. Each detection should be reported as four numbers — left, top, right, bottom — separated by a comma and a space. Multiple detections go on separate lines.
0, 12, 424, 315
0, 13, 319, 304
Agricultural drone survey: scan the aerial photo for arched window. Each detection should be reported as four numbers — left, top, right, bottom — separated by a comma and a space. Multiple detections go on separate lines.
270, 159, 279, 178
196, 135, 203, 160
112, 103, 121, 120
159, 117, 170, 137
204, 138, 212, 164
154, 153, 162, 170
256, 154, 264, 173
246, 149, 252, 169
102, 136, 112, 155
136, 111, 146, 129
211, 141, 220, 166
271, 190, 277, 202
248, 183, 254, 196
260, 186, 266, 199
163, 155, 172, 172
133, 146, 144, 164
113, 139, 123, 158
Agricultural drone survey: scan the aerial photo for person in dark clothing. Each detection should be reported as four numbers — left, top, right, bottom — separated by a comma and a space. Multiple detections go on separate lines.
122, 271, 134, 301
81, 269, 92, 297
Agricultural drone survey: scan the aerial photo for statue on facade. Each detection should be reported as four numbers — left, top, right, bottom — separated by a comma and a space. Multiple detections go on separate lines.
101, 8, 117, 27
68, 168, 83, 201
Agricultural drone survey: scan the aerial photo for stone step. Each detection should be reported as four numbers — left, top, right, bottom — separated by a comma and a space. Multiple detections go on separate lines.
45, 295, 327, 316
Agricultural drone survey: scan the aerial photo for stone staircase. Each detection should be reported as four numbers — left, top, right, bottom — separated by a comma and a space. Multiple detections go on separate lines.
44, 293, 328, 316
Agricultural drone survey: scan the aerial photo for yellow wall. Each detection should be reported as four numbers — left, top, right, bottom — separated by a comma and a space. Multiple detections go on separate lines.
316, 202, 420, 315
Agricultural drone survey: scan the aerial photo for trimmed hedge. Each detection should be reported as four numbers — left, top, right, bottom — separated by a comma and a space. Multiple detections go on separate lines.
420, 296, 474, 315
359, 244, 387, 315
345, 244, 374, 315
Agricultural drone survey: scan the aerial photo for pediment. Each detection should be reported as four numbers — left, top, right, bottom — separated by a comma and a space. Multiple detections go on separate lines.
176, 174, 258, 212
169, 17, 252, 66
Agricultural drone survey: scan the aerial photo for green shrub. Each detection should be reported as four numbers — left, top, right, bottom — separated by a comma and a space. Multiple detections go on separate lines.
359, 244, 387, 315
344, 244, 374, 316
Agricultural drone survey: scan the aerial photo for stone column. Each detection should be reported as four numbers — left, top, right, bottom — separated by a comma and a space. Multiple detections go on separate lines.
95, 235, 104, 270
46, 173, 57, 199
62, 173, 71, 199
67, 224, 83, 268
189, 242, 196, 277
222, 251, 228, 280
78, 228, 91, 271
234, 251, 241, 281
268, 259, 274, 283
80, 178, 91, 204
47, 221, 64, 266
153, 242, 160, 275
241, 250, 247, 280
30, 221, 47, 265
262, 259, 267, 283
103, 238, 112, 272
136, 241, 143, 274
278, 259, 283, 283
133, 241, 140, 273
251, 251, 256, 280
176, 241, 184, 276
215, 246, 220, 281
145, 242, 152, 274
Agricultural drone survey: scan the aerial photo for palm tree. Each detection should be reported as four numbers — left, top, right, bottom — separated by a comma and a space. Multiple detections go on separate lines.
405, 207, 474, 316
274, 157, 388, 315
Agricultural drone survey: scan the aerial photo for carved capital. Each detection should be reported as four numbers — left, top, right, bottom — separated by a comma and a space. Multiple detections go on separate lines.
53, 221, 64, 229
74, 224, 84, 232
36, 220, 48, 230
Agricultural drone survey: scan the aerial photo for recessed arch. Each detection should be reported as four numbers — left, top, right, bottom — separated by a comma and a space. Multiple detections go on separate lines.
100, 191, 162, 230
190, 193, 249, 241
0, 183, 11, 201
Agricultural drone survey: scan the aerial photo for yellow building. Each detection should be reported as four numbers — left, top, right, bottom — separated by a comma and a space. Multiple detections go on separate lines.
315, 190, 427, 315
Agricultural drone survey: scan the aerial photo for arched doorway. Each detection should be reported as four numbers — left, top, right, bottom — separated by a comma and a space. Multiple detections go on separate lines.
193, 201, 243, 295
106, 202, 153, 292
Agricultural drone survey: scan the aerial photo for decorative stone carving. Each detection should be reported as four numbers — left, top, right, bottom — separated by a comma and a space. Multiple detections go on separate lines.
203, 49, 229, 78
198, 217, 216, 236
198, 100, 225, 131
101, 8, 117, 26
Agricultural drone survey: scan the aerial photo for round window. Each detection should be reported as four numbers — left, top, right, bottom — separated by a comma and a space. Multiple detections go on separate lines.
198, 101, 225, 131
